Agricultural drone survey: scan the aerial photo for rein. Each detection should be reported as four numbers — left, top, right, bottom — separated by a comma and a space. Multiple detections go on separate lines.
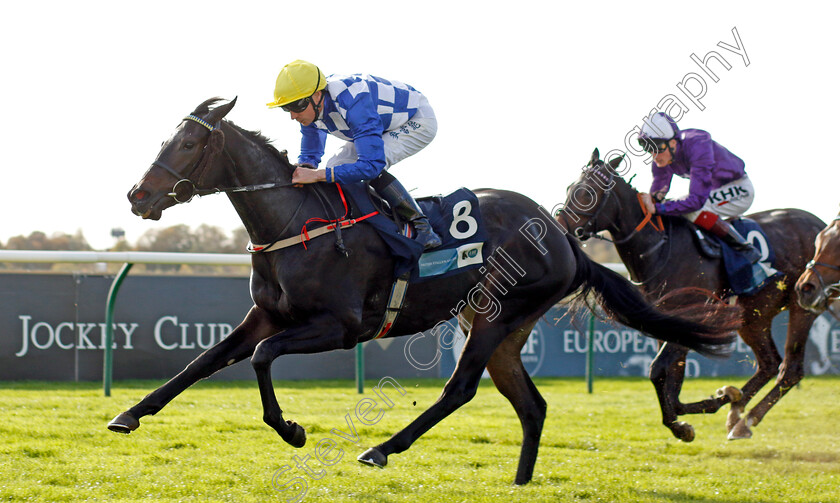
151, 114, 379, 254
610, 193, 665, 245
562, 162, 672, 285
247, 184, 378, 255
563, 164, 664, 245
154, 115, 297, 204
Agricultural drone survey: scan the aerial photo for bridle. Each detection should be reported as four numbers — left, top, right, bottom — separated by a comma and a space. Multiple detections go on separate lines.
151, 114, 296, 204
562, 162, 664, 245
148, 113, 351, 255
560, 162, 616, 241
804, 217, 840, 304
560, 160, 671, 284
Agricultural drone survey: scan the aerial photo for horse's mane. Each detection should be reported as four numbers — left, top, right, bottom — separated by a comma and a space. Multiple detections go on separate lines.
226, 121, 290, 166
192, 97, 292, 167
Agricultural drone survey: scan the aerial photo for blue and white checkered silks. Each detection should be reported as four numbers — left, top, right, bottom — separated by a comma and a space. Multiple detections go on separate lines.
322, 75, 433, 138
298, 74, 436, 184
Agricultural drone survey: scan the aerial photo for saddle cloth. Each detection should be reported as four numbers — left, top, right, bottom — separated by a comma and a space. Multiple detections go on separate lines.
709, 218, 782, 296
340, 183, 487, 282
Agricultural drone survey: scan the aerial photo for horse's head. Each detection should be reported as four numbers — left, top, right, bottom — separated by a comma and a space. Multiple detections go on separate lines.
128, 97, 238, 220
795, 215, 840, 312
559, 148, 628, 240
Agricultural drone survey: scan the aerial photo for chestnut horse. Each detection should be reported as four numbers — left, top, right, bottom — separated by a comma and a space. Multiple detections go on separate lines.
559, 149, 824, 441
112, 99, 738, 484
796, 212, 840, 314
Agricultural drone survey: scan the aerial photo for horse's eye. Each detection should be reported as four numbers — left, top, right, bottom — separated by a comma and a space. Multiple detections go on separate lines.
183, 142, 195, 150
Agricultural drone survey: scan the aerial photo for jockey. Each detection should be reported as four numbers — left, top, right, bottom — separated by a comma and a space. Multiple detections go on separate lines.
638, 112, 761, 263
267, 59, 442, 250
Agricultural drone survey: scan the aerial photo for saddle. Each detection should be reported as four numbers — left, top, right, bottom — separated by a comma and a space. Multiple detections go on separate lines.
689, 217, 781, 296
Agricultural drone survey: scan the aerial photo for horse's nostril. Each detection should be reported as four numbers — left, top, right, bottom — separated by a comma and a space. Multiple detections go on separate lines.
132, 190, 148, 202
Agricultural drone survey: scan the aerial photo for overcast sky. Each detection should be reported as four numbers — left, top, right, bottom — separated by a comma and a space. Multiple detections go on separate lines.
1, 1, 836, 250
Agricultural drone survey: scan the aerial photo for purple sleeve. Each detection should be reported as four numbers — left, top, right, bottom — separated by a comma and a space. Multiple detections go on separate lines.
650, 165, 673, 196
656, 135, 715, 215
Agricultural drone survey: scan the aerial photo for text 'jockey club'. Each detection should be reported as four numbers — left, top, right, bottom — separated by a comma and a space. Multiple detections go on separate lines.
14, 315, 234, 358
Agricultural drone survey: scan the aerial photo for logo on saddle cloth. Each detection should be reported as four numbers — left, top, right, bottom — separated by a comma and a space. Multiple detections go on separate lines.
411, 188, 487, 282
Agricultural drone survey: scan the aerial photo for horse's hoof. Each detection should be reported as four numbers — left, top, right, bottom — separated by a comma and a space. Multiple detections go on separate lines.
671, 421, 695, 442
728, 418, 753, 440
716, 385, 742, 403
284, 421, 307, 448
107, 412, 139, 434
357, 447, 387, 468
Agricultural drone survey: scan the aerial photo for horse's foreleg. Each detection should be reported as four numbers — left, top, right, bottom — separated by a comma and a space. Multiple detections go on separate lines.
730, 309, 815, 440
250, 315, 348, 448
108, 306, 282, 434
360, 316, 508, 470
649, 342, 696, 442
723, 325, 783, 439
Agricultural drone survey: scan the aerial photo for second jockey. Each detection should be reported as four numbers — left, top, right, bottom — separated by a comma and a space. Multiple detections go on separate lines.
638, 112, 761, 263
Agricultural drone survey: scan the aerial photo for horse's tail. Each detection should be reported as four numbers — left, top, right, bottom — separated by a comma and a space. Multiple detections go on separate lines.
567, 236, 740, 358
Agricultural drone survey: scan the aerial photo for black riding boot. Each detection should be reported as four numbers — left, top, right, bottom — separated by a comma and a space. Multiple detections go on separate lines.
372, 172, 442, 250
709, 218, 761, 263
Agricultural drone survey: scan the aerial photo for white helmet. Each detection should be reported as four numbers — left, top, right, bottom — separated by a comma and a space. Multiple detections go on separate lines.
638, 112, 679, 153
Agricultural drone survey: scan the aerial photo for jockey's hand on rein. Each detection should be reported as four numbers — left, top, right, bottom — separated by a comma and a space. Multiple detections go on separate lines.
640, 192, 657, 214
291, 164, 326, 186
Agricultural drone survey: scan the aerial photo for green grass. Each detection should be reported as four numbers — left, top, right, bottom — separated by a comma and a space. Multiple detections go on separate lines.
1, 377, 839, 502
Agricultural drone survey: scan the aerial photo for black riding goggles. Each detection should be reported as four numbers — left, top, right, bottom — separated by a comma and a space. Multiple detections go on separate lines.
281, 97, 312, 113
638, 137, 669, 154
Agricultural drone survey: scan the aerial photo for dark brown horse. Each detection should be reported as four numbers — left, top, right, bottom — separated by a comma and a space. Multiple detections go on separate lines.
796, 212, 840, 314
559, 149, 824, 441
112, 99, 738, 485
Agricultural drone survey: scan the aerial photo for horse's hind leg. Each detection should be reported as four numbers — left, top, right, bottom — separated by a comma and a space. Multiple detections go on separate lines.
359, 313, 512, 473
485, 320, 546, 485
107, 306, 283, 433
649, 342, 697, 441
730, 307, 817, 439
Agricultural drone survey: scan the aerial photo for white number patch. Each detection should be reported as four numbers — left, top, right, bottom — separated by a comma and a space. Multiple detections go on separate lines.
449, 200, 478, 239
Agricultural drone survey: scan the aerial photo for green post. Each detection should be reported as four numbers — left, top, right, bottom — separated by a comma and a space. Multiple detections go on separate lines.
103, 263, 134, 397
586, 313, 595, 394
355, 342, 365, 394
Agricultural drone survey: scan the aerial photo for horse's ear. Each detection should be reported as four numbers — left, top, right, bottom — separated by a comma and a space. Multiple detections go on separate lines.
206, 96, 238, 124
590, 148, 600, 165
607, 153, 626, 171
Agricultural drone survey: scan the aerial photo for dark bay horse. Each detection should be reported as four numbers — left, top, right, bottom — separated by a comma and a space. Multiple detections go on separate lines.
113, 98, 738, 485
796, 212, 840, 314
559, 149, 825, 442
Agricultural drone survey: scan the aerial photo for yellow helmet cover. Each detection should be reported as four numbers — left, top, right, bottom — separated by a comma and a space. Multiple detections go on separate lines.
267, 59, 327, 108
